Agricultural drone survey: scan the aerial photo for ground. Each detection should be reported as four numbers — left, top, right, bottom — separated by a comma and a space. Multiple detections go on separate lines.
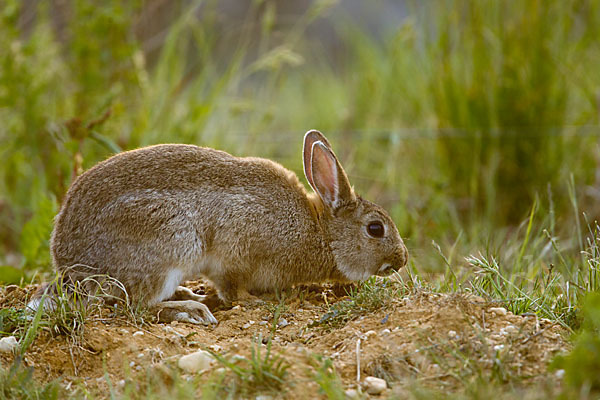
0, 277, 569, 399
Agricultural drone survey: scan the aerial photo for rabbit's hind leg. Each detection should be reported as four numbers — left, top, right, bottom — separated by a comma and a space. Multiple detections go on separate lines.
151, 299, 217, 325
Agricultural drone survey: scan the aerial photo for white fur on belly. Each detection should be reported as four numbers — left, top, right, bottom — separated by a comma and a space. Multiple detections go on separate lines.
152, 269, 184, 305
26, 295, 56, 313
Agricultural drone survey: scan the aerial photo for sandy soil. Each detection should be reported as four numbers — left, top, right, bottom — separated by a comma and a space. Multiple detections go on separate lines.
0, 279, 569, 398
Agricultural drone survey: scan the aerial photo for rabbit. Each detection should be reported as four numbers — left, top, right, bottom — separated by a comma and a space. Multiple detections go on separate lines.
30, 130, 408, 324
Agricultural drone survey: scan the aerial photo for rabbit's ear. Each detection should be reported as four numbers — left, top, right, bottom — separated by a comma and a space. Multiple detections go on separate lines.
303, 130, 332, 192
310, 141, 355, 210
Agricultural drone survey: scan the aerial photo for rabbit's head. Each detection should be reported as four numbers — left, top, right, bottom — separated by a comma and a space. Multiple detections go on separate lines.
303, 130, 408, 281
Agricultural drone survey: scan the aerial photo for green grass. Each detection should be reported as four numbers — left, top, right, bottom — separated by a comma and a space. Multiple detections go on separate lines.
0, 358, 62, 400
206, 334, 291, 397
311, 355, 348, 400
315, 277, 405, 329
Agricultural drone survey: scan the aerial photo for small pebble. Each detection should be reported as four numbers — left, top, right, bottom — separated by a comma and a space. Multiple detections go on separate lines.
0, 336, 18, 353
364, 376, 387, 395
364, 330, 377, 338
255, 395, 274, 400
129, 361, 136, 367
448, 330, 457, 338
242, 321, 256, 330
133, 331, 144, 337
502, 325, 518, 335
277, 318, 289, 328
554, 369, 565, 379
259, 321, 268, 326
493, 344, 505, 351
209, 344, 222, 352
232, 305, 241, 311
345, 388, 360, 398
489, 307, 508, 316
380, 328, 391, 335
178, 350, 214, 374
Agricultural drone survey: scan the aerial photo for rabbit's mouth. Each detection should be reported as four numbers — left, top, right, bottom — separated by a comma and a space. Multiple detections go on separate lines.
376, 263, 396, 276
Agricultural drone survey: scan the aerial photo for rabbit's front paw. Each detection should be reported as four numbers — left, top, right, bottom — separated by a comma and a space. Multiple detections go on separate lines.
153, 300, 218, 325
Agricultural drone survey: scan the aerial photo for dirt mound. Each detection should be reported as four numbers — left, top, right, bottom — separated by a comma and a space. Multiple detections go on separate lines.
0, 280, 569, 398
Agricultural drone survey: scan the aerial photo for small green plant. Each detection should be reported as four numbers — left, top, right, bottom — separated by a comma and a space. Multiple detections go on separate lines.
310, 355, 347, 400
0, 359, 61, 400
467, 253, 568, 329
551, 292, 600, 394
110, 364, 202, 400
207, 334, 290, 396
0, 307, 29, 338
316, 277, 403, 329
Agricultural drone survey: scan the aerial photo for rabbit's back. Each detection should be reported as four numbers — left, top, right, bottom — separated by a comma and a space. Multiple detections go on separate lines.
51, 144, 326, 303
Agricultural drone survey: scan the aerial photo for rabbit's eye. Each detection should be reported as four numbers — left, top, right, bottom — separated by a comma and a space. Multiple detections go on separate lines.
367, 222, 385, 238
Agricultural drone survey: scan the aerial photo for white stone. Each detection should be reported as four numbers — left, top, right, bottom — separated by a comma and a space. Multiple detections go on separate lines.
554, 369, 565, 379
209, 344, 222, 352
345, 388, 360, 398
255, 395, 274, 400
178, 350, 214, 374
277, 318, 289, 328
502, 325, 518, 335
364, 330, 377, 338
364, 376, 387, 395
0, 336, 18, 353
448, 330, 457, 338
133, 331, 144, 337
489, 307, 508, 316
493, 344, 505, 351
381, 329, 391, 335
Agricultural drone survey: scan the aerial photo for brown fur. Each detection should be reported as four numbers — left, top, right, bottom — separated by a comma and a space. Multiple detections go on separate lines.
42, 130, 407, 323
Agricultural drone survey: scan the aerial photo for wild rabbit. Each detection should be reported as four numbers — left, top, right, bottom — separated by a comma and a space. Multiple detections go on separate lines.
30, 130, 408, 324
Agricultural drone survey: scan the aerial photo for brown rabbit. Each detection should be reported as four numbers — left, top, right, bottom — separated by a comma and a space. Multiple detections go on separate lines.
30, 130, 408, 324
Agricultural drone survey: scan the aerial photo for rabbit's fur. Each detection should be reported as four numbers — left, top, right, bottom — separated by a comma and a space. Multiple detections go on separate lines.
37, 130, 407, 324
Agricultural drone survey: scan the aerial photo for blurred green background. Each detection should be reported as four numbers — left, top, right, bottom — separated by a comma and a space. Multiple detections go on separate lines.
1, 0, 600, 314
